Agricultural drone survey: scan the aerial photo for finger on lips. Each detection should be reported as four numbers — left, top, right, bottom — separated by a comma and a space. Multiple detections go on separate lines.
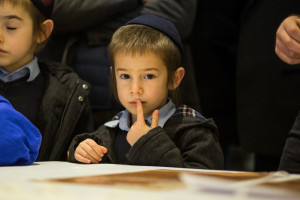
136, 99, 145, 122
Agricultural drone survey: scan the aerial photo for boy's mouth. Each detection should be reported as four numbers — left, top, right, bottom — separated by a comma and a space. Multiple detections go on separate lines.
129, 100, 145, 106
0, 49, 7, 54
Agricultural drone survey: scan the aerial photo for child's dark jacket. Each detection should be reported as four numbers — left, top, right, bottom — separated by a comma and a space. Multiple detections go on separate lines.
68, 107, 224, 169
37, 60, 93, 161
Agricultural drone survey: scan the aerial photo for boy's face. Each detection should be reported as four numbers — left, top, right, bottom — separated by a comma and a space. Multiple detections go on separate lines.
114, 51, 170, 121
0, 3, 36, 72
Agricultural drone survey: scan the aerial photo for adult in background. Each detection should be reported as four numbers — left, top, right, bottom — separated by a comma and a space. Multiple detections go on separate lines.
236, 0, 300, 171
191, 0, 300, 171
276, 15, 300, 174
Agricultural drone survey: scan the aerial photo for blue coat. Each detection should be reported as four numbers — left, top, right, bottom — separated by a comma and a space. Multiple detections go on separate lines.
0, 95, 42, 165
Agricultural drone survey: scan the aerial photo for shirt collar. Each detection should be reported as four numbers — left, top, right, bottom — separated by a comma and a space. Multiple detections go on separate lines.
0, 57, 40, 83
104, 99, 176, 131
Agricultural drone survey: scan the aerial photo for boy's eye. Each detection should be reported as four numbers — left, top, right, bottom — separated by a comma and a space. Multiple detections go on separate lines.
7, 27, 17, 30
144, 74, 156, 79
120, 74, 130, 79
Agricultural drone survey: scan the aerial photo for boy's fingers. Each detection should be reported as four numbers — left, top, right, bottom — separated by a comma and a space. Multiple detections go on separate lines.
100, 146, 108, 154
151, 110, 159, 128
136, 99, 145, 123
75, 153, 91, 164
84, 140, 103, 160
76, 146, 98, 163
76, 140, 101, 163
86, 139, 105, 157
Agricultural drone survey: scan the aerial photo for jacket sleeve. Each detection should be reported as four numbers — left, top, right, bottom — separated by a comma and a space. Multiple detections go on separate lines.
279, 111, 300, 174
68, 131, 105, 163
67, 126, 116, 163
0, 100, 42, 166
52, 0, 140, 34
141, 0, 197, 39
126, 123, 224, 169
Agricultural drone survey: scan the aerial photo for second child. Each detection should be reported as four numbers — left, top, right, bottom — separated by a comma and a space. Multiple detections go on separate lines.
0, 0, 93, 161
68, 14, 224, 169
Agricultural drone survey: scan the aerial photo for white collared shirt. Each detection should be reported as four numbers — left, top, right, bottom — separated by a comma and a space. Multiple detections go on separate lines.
0, 57, 40, 83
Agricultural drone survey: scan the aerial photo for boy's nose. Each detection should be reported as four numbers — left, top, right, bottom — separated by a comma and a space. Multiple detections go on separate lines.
130, 81, 143, 95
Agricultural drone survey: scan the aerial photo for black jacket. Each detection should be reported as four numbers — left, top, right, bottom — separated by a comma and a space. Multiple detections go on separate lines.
68, 106, 224, 169
279, 110, 300, 174
37, 60, 93, 161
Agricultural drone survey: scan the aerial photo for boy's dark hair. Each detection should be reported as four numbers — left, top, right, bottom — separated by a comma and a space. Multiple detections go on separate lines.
108, 24, 182, 105
1, 0, 52, 52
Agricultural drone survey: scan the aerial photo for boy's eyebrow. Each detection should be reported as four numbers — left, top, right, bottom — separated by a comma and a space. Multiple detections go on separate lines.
4, 15, 23, 21
144, 68, 160, 71
116, 67, 160, 71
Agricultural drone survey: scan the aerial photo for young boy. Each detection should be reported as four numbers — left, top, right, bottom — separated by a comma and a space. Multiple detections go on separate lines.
68, 14, 224, 169
0, 95, 41, 166
0, 0, 93, 161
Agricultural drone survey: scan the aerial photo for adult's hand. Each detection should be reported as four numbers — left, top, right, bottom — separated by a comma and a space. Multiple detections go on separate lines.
275, 15, 300, 65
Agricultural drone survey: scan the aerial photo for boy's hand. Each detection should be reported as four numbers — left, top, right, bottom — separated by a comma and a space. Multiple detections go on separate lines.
75, 139, 107, 164
275, 15, 300, 65
127, 100, 159, 146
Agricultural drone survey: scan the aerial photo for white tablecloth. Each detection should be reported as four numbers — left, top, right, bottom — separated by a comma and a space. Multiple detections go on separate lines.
0, 162, 299, 200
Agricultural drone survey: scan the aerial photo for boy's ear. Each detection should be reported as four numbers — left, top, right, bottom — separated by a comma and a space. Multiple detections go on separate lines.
36, 19, 54, 43
169, 67, 185, 90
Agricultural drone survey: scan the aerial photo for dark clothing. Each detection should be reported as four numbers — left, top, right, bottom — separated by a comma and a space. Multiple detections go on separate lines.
114, 129, 131, 164
191, 0, 242, 149
0, 74, 44, 125
68, 106, 224, 169
1, 60, 94, 161
37, 60, 94, 161
51, 0, 196, 42
236, 0, 300, 158
279, 111, 300, 174
191, 0, 300, 171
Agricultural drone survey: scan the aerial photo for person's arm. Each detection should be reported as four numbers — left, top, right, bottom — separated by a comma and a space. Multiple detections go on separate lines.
275, 15, 300, 65
141, 0, 197, 39
0, 97, 42, 166
67, 126, 116, 163
52, 0, 140, 34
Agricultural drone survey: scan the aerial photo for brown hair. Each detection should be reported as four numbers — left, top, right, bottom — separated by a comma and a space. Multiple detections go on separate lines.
0, 0, 51, 52
108, 24, 182, 105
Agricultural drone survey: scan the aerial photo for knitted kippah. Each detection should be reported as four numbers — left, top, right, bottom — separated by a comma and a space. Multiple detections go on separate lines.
30, 0, 54, 19
126, 14, 183, 54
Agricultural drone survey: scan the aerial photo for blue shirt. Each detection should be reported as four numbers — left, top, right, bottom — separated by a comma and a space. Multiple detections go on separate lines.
104, 99, 176, 131
0, 57, 40, 82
